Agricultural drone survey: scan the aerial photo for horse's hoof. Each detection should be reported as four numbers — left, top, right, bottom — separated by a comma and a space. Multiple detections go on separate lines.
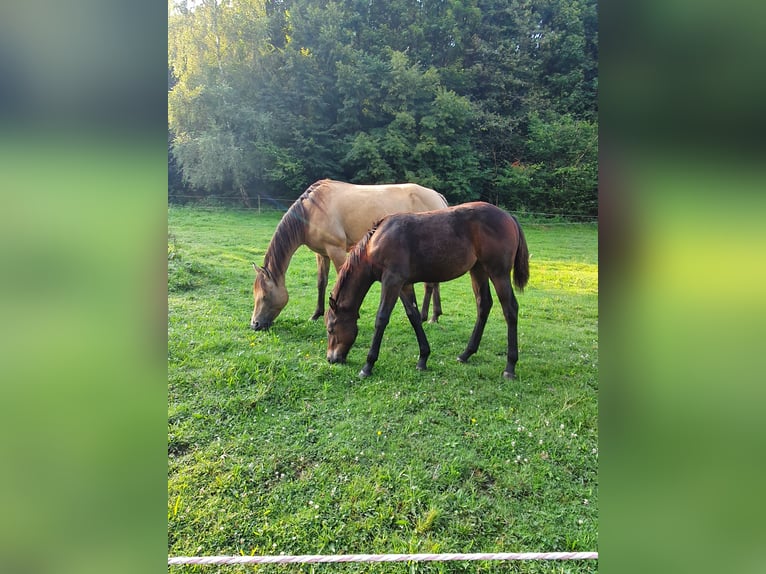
457, 355, 468, 364
359, 367, 372, 378
503, 370, 516, 380
416, 361, 427, 371
309, 313, 323, 321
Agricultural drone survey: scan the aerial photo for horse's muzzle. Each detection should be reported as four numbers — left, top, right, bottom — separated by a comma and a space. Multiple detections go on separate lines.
250, 320, 271, 331
326, 351, 346, 364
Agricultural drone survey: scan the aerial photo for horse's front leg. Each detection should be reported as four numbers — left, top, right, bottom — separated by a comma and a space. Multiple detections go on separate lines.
360, 282, 401, 378
400, 284, 430, 371
310, 253, 330, 321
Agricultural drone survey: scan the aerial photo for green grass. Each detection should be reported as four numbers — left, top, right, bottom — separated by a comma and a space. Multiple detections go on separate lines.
168, 206, 598, 573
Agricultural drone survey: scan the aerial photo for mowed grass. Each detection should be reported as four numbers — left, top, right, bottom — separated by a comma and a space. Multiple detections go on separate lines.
168, 206, 598, 573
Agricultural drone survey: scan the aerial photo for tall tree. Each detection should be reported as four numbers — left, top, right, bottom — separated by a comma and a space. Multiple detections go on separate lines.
168, 0, 598, 214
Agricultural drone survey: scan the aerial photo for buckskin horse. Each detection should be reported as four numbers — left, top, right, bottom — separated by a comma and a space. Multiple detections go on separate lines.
250, 179, 448, 330
325, 202, 530, 379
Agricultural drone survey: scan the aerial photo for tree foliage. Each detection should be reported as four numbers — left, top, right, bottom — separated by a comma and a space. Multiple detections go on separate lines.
169, 0, 598, 215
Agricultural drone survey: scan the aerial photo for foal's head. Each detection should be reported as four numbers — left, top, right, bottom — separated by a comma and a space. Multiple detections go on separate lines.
250, 264, 288, 331
325, 296, 358, 364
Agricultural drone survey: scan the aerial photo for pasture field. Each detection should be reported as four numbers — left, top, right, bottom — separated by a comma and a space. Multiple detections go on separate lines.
168, 206, 598, 573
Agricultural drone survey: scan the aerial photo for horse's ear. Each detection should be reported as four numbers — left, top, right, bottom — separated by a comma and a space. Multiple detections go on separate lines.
328, 296, 337, 312
253, 263, 272, 280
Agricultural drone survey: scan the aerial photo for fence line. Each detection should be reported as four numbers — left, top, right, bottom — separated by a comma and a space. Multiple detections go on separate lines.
168, 551, 598, 566
167, 195, 598, 223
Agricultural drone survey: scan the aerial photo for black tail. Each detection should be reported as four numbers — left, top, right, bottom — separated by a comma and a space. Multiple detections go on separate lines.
511, 216, 530, 292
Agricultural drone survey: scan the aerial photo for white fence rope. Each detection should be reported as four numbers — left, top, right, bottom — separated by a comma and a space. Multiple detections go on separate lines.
169, 551, 598, 566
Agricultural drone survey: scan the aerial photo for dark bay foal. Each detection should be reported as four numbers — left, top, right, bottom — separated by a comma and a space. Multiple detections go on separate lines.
325, 202, 529, 379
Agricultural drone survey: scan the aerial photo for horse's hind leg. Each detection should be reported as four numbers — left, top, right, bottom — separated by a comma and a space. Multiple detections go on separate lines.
400, 284, 431, 371
457, 267, 492, 364
490, 275, 520, 379
310, 253, 330, 321
421, 283, 442, 323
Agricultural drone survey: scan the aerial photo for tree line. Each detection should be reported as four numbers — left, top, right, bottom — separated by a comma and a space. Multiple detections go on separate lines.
169, 0, 597, 217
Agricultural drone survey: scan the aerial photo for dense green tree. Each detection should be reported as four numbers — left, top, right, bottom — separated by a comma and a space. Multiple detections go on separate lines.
168, 0, 598, 215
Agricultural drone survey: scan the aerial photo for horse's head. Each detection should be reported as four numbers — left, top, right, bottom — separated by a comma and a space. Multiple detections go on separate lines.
325, 296, 358, 364
250, 264, 288, 331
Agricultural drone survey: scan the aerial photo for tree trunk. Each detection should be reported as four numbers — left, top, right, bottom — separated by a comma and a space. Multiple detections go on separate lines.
239, 185, 251, 208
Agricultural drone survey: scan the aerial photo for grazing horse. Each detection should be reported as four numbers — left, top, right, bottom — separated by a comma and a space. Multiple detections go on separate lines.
325, 202, 530, 379
250, 179, 448, 330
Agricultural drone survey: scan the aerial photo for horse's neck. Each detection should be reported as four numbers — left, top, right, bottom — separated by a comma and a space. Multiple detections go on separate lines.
263, 218, 305, 283
339, 264, 375, 315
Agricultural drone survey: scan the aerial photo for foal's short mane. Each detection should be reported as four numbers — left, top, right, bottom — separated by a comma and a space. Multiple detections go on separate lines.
262, 180, 326, 276
333, 220, 380, 297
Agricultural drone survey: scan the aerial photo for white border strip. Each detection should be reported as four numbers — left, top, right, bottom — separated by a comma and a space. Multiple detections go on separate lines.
169, 552, 598, 565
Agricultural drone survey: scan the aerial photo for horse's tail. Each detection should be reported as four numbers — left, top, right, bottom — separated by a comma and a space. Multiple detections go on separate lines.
511, 216, 530, 292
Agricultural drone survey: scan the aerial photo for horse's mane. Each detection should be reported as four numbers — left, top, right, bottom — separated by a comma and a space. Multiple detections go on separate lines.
333, 219, 381, 297
262, 180, 326, 277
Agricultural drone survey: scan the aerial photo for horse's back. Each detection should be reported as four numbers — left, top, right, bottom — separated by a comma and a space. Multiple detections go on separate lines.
322, 180, 445, 211
369, 202, 520, 282
308, 180, 447, 246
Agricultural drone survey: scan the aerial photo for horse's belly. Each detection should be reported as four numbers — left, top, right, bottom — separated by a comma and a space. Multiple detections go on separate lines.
410, 252, 476, 283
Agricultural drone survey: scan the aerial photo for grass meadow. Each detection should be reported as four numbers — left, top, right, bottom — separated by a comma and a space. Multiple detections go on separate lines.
168, 206, 598, 573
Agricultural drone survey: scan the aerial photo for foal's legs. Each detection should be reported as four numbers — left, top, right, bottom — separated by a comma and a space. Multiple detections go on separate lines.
490, 275, 520, 379
310, 253, 331, 321
457, 266, 493, 364
360, 281, 403, 378
400, 284, 431, 371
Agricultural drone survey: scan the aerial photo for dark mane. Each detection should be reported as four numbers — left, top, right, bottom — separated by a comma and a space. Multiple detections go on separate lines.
333, 220, 380, 297
262, 181, 325, 277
